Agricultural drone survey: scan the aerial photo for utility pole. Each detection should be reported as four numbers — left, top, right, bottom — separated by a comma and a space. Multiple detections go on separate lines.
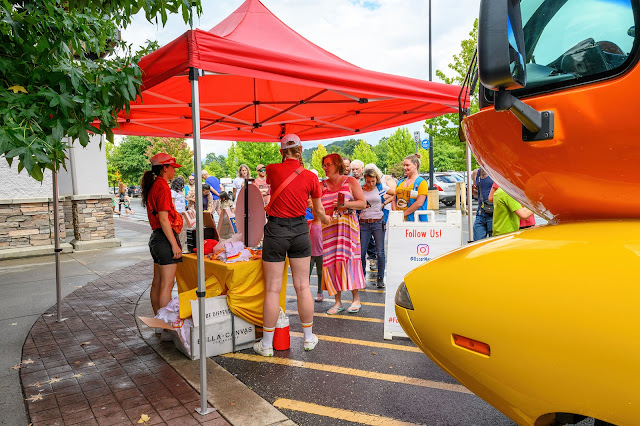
428, 0, 434, 190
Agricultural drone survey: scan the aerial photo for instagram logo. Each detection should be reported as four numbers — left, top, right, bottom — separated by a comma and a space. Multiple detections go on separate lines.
416, 244, 429, 256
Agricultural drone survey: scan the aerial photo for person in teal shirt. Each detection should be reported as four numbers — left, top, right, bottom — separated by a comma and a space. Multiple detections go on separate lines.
491, 187, 533, 236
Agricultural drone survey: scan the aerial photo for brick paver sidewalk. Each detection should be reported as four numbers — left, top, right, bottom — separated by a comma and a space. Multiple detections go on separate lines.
18, 260, 228, 426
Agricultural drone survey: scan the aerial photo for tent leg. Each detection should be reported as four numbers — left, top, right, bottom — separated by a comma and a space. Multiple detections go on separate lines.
190, 67, 214, 416
244, 178, 249, 246
53, 169, 67, 323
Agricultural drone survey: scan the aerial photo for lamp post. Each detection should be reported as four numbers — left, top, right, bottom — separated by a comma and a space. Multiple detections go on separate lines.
428, 0, 435, 190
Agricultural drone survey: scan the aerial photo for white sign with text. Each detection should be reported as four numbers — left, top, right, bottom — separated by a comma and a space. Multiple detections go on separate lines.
384, 210, 462, 340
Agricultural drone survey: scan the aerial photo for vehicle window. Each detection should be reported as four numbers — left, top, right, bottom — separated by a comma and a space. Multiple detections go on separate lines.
518, 0, 636, 91
437, 175, 457, 183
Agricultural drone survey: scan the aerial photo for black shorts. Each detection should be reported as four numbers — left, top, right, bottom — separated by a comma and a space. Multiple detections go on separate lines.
149, 229, 183, 265
262, 216, 311, 262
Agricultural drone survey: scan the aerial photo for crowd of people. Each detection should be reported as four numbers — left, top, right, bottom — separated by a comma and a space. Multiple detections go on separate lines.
139, 133, 536, 357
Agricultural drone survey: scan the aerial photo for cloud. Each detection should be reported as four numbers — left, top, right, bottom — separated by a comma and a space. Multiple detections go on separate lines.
121, 0, 479, 156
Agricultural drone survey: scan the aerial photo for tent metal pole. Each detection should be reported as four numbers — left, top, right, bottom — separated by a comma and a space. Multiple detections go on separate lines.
190, 66, 213, 416
466, 142, 473, 243
244, 179, 249, 247
52, 168, 66, 323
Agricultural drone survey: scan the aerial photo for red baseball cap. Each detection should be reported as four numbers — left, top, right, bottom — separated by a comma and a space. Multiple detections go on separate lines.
150, 153, 181, 168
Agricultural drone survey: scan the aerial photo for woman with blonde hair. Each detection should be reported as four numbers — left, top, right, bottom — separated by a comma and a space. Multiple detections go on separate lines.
232, 164, 251, 200
394, 153, 428, 221
255, 134, 329, 357
360, 167, 394, 287
365, 163, 397, 221
321, 153, 367, 314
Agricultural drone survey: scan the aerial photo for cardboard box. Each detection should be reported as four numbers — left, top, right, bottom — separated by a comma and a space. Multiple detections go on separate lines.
139, 296, 255, 360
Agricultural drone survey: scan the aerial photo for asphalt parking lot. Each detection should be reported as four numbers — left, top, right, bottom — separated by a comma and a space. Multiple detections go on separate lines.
213, 268, 514, 425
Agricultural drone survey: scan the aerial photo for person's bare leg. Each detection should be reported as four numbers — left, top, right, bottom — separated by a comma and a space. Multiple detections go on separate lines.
262, 260, 285, 328
351, 289, 360, 307
331, 291, 343, 310
157, 263, 178, 311
290, 256, 313, 324
150, 263, 161, 314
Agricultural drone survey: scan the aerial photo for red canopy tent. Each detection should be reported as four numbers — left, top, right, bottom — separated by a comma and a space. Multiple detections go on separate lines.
111, 0, 462, 141
111, 1, 465, 414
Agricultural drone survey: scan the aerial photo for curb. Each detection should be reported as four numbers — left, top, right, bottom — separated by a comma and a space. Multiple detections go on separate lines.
135, 287, 296, 426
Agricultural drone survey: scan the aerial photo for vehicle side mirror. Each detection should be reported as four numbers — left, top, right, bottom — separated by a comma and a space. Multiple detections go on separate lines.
478, 0, 527, 90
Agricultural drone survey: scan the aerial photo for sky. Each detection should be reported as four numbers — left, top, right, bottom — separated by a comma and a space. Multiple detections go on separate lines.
120, 0, 480, 157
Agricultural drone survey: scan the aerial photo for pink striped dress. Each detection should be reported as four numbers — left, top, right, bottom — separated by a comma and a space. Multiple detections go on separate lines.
321, 177, 366, 295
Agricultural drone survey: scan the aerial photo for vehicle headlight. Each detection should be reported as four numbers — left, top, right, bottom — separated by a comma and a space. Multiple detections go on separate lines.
395, 281, 414, 310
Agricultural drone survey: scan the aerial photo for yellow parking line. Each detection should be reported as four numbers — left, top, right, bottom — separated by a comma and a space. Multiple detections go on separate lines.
291, 272, 379, 283
287, 310, 383, 323
285, 295, 384, 307
221, 353, 471, 395
289, 332, 422, 353
273, 398, 420, 425
286, 283, 384, 294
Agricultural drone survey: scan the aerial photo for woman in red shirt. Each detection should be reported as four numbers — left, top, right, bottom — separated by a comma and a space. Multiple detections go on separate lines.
255, 134, 329, 357
141, 153, 183, 314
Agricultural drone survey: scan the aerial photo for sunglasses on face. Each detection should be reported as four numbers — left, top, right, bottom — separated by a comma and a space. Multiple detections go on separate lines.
258, 168, 266, 172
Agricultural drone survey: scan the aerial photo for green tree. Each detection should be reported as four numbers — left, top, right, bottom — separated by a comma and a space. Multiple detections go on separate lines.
352, 139, 378, 166
387, 128, 416, 167
235, 142, 281, 174
105, 140, 120, 187
203, 153, 227, 178
144, 137, 194, 179
109, 136, 150, 185
424, 19, 479, 171
373, 136, 389, 172
342, 138, 358, 157
326, 145, 344, 157
310, 144, 328, 178
0, 1, 201, 181
226, 143, 239, 177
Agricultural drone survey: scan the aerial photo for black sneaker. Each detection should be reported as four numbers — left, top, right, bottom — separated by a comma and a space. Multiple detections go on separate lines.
376, 277, 385, 288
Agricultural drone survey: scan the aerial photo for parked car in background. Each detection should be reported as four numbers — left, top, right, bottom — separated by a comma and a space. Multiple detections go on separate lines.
128, 185, 141, 197
419, 172, 459, 206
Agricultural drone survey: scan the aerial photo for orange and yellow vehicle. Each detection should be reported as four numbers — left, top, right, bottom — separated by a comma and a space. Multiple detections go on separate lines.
395, 0, 640, 425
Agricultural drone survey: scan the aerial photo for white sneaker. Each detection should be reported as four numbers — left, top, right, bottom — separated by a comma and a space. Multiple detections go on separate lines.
369, 259, 377, 270
304, 334, 319, 351
253, 340, 274, 357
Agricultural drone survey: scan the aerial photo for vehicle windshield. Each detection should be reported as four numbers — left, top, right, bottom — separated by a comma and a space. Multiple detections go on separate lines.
518, 0, 636, 90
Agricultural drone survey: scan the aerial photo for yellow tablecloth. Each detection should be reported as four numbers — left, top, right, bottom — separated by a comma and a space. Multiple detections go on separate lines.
175, 254, 287, 326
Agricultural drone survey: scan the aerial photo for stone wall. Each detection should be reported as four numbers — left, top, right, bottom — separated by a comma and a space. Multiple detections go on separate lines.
0, 199, 65, 249
71, 195, 115, 241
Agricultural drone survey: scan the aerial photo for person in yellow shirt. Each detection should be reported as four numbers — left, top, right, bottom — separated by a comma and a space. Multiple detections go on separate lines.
394, 154, 429, 221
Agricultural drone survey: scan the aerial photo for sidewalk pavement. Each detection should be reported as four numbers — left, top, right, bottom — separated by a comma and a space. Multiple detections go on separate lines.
1, 217, 293, 426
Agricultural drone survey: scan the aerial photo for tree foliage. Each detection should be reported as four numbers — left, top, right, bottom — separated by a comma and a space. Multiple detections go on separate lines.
424, 19, 479, 171
226, 143, 238, 177
144, 137, 194, 179
373, 136, 389, 172
310, 144, 328, 178
0, 0, 201, 181
352, 139, 378, 166
302, 138, 357, 163
233, 142, 281, 176
108, 136, 150, 185
387, 128, 417, 167
105, 140, 120, 186
203, 153, 227, 178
